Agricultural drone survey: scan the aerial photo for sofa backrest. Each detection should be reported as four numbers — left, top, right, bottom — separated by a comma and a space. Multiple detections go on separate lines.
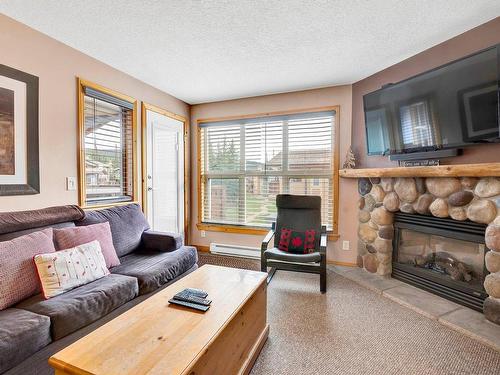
0, 205, 84, 242
76, 203, 150, 258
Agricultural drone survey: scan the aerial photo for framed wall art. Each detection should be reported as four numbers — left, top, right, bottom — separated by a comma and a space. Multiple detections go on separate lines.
0, 64, 39, 195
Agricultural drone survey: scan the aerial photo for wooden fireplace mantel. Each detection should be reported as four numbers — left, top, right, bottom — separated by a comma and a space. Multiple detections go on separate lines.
339, 162, 500, 178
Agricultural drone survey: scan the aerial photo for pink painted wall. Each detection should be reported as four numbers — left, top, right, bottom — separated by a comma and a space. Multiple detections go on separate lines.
0, 14, 189, 212
190, 86, 359, 264
352, 17, 500, 168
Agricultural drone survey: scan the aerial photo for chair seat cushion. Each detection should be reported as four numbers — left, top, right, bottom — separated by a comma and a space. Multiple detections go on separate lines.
16, 274, 138, 340
264, 247, 321, 263
0, 308, 51, 373
111, 246, 198, 295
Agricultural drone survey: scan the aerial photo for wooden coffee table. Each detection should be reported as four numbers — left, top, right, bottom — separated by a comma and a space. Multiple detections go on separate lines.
49, 265, 269, 375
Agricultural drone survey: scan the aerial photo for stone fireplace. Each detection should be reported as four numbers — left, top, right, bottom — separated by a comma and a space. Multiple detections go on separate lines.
356, 176, 500, 324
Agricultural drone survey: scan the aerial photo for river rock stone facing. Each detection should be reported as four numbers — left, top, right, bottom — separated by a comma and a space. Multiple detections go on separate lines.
486, 223, 500, 251
380, 178, 393, 192
425, 177, 461, 198
475, 177, 500, 198
358, 224, 377, 243
486, 251, 500, 273
484, 297, 500, 325
354, 175, 500, 325
466, 199, 497, 224
400, 203, 416, 214
376, 251, 391, 264
378, 225, 394, 240
449, 207, 467, 221
370, 185, 386, 203
414, 194, 434, 215
448, 191, 474, 207
358, 197, 365, 210
358, 210, 371, 223
364, 194, 376, 211
485, 273, 500, 298
383, 192, 400, 212
394, 178, 418, 203
363, 253, 378, 273
358, 178, 372, 196
461, 177, 478, 189
429, 198, 448, 218
373, 238, 392, 254
371, 207, 393, 226
415, 177, 426, 194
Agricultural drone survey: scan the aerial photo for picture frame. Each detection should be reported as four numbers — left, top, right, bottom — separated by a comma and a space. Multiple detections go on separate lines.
0, 64, 39, 196
458, 82, 498, 142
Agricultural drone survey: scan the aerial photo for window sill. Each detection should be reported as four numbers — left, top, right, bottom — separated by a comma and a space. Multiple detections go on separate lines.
197, 223, 339, 241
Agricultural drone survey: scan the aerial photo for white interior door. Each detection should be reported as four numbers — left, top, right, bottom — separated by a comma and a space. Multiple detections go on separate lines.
145, 110, 185, 236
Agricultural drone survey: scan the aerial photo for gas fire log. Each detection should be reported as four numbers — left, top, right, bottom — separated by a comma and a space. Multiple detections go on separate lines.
411, 252, 473, 282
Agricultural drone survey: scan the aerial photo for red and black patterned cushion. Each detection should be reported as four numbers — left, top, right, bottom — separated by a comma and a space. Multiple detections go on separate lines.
278, 228, 317, 254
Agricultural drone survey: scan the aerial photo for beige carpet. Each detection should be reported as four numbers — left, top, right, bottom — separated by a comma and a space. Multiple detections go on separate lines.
197, 252, 500, 375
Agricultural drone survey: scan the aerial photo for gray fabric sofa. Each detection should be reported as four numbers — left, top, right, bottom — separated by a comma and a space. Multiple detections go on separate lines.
0, 204, 198, 374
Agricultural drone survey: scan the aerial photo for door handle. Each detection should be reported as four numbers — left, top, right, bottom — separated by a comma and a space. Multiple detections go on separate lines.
147, 187, 153, 191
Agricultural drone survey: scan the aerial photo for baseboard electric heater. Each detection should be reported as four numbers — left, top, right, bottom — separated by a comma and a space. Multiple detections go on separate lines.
210, 243, 261, 259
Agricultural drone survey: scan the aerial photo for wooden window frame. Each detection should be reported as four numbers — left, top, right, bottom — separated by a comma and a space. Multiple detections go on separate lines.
141, 102, 190, 245
196, 106, 340, 240
77, 78, 138, 209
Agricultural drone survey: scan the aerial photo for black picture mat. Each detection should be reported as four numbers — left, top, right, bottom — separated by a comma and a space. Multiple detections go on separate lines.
0, 64, 39, 196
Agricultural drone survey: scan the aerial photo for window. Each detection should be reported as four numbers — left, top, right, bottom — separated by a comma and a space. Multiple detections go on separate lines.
198, 110, 337, 231
78, 79, 137, 207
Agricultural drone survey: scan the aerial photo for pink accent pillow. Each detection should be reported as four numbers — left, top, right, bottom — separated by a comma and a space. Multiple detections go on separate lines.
0, 228, 56, 310
53, 222, 120, 268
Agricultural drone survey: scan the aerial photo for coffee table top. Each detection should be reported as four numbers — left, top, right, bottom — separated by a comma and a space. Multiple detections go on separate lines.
49, 265, 267, 375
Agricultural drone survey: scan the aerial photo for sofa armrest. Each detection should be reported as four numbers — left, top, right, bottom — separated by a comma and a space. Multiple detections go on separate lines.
141, 230, 183, 252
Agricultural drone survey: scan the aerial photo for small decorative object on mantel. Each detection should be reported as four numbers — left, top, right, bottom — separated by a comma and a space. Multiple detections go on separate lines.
399, 159, 440, 167
0, 64, 39, 196
343, 146, 356, 169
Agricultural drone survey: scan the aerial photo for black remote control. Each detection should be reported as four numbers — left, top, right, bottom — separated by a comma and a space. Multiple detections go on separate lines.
168, 298, 210, 312
173, 290, 212, 306
183, 288, 208, 298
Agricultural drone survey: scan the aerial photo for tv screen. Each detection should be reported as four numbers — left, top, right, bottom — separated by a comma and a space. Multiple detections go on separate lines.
363, 45, 499, 155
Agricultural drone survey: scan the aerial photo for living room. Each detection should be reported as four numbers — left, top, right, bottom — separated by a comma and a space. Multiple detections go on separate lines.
1, 1, 500, 374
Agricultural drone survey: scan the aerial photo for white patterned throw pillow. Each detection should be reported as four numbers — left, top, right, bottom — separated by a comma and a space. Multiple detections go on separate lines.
34, 240, 110, 298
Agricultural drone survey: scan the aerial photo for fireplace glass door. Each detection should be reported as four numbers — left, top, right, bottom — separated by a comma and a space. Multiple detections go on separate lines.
392, 213, 488, 311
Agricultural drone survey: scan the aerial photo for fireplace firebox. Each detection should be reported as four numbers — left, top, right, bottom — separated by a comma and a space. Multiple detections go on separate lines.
392, 213, 488, 311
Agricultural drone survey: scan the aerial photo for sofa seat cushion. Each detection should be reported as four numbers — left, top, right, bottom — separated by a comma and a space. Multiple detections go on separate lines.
111, 246, 198, 295
264, 247, 321, 263
16, 274, 138, 340
0, 308, 51, 374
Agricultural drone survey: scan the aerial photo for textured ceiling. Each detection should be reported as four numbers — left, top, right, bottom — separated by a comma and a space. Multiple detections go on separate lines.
1, 1, 499, 104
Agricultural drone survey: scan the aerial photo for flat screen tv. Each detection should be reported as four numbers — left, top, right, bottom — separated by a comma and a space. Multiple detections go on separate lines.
363, 44, 499, 156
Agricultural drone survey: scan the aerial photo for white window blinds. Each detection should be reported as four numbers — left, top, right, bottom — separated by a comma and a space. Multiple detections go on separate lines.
83, 91, 134, 206
199, 111, 336, 229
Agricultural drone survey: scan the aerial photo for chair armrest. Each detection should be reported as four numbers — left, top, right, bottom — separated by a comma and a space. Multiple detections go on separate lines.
261, 229, 275, 251
320, 225, 327, 254
261, 222, 276, 254
141, 230, 183, 252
